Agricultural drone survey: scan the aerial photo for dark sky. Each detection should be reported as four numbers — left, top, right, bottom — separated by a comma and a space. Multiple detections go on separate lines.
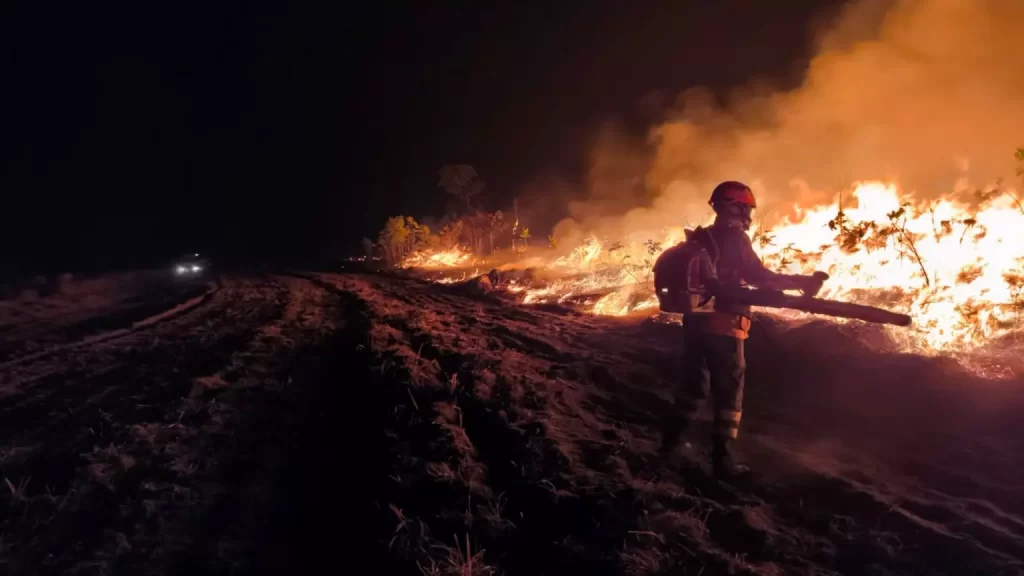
3, 0, 844, 276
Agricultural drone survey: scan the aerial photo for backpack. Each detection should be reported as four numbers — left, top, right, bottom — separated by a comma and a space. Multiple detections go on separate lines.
652, 228, 719, 314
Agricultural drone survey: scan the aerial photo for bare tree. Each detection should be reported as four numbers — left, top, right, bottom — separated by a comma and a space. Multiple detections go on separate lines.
487, 211, 506, 254
438, 164, 486, 212
462, 211, 490, 255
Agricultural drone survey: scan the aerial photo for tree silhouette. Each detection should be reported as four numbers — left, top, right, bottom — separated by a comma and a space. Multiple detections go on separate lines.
487, 210, 506, 253
438, 164, 485, 211
437, 219, 463, 250
377, 216, 410, 265
463, 210, 490, 255
377, 216, 431, 266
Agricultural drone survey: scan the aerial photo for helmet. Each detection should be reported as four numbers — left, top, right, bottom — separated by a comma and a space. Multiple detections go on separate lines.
708, 181, 756, 208
708, 181, 756, 230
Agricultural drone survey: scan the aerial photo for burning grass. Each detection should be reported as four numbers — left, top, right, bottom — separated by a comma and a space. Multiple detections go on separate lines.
401, 181, 1024, 365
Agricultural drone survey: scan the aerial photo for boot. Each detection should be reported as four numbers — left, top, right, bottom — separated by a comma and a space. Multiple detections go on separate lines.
659, 415, 693, 456
711, 435, 751, 481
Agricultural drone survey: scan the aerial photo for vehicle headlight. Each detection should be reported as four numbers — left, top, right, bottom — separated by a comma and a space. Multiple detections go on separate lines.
191, 265, 202, 272
176, 265, 188, 274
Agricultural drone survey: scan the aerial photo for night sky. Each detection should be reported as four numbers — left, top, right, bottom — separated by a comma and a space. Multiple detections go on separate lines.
3, 1, 844, 276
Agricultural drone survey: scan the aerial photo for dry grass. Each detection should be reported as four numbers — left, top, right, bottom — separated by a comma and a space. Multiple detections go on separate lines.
2, 271, 1022, 574
317, 271, 1024, 576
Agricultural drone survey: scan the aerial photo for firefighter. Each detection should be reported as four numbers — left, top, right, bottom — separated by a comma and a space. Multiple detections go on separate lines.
659, 181, 826, 480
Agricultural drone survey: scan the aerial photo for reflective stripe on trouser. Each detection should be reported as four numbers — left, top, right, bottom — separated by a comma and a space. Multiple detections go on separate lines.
714, 409, 741, 439
674, 319, 746, 436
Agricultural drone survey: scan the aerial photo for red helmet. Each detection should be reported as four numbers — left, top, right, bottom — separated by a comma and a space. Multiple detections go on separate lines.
708, 181, 756, 208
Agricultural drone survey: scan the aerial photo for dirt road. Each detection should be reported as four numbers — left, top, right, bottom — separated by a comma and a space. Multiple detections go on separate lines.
2, 272, 1022, 575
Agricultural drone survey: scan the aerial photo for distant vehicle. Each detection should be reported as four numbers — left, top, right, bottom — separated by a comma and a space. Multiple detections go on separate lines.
172, 253, 210, 276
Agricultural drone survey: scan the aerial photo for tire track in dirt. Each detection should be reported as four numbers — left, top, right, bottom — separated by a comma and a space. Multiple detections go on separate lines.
387, 316, 637, 574
324, 273, 742, 574
239, 274, 418, 575
0, 280, 241, 443
313, 273, 529, 573
0, 277, 293, 573
0, 280, 219, 371
159, 275, 360, 574
0, 272, 207, 364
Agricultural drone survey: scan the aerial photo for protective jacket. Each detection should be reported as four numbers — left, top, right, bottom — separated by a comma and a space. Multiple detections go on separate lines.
684, 223, 777, 339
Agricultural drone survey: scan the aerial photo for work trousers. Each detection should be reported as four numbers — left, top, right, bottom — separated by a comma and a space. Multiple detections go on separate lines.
673, 319, 746, 440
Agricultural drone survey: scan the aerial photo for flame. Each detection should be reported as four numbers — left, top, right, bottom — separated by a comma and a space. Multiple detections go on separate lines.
403, 181, 1024, 358
756, 182, 1024, 350
433, 268, 481, 284
401, 246, 476, 269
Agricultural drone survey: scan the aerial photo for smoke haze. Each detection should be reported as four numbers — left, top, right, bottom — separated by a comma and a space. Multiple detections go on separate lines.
553, 0, 1024, 243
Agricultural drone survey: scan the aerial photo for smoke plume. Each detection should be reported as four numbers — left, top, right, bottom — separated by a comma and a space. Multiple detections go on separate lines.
554, 0, 1024, 243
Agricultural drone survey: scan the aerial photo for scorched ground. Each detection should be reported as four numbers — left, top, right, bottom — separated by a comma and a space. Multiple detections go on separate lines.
1, 271, 1022, 575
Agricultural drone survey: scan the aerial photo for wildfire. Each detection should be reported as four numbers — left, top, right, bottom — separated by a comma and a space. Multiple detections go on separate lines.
433, 269, 481, 284
401, 247, 476, 269
757, 182, 1024, 352
402, 181, 1024, 356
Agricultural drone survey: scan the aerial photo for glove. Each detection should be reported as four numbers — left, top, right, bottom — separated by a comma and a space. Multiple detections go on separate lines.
799, 271, 829, 297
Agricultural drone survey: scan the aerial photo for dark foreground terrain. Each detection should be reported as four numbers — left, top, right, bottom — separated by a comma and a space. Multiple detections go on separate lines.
1, 272, 1022, 575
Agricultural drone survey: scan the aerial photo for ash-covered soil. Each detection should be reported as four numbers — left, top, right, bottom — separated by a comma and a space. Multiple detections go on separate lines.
2, 271, 1022, 575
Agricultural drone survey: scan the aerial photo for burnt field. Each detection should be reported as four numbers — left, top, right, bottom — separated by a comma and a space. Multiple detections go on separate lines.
1, 271, 1023, 575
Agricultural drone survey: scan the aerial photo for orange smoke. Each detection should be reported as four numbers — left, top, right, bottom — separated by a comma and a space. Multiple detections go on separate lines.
402, 0, 1024, 371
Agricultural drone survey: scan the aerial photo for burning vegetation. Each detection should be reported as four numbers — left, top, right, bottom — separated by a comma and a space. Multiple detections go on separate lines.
360, 0, 1024, 368
368, 153, 1024, 364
